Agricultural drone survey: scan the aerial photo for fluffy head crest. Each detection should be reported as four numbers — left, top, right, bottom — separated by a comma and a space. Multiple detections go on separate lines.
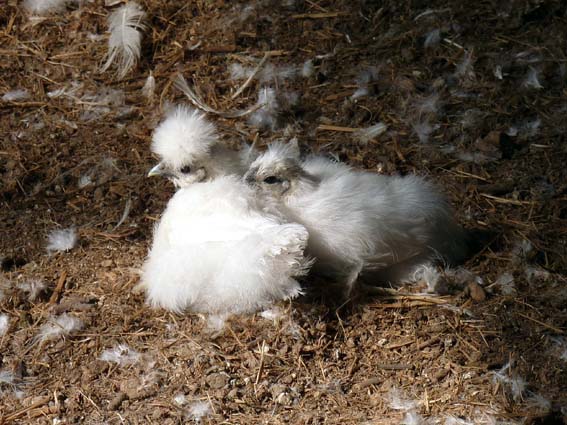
249, 139, 300, 173
151, 105, 219, 169
245, 139, 316, 200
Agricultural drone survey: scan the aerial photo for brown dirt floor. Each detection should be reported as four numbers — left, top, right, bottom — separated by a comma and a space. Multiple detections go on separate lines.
1, 0, 566, 423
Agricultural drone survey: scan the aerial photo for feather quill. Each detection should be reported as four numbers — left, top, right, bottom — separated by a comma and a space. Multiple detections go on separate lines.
102, 2, 146, 79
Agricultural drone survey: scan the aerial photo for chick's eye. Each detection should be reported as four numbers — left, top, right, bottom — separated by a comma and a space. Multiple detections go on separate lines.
263, 176, 282, 184
180, 165, 191, 174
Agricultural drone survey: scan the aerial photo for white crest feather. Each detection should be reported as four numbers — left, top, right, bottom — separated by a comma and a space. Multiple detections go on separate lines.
102, 2, 146, 79
251, 140, 300, 170
151, 105, 219, 169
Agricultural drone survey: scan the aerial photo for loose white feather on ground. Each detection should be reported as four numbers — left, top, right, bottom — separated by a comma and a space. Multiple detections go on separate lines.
101, 2, 146, 79
248, 87, 280, 130
16, 279, 46, 301
142, 72, 155, 99
0, 370, 15, 385
351, 67, 379, 100
22, 0, 67, 15
424, 29, 441, 48
141, 176, 311, 314
0, 314, 9, 337
38, 313, 83, 342
46, 227, 78, 253
100, 344, 141, 366
353, 122, 388, 145
523, 67, 543, 89
301, 60, 314, 78
492, 361, 527, 402
188, 401, 211, 422
1, 89, 30, 102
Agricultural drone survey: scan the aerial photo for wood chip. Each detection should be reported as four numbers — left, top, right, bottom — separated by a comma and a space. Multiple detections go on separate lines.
467, 281, 486, 302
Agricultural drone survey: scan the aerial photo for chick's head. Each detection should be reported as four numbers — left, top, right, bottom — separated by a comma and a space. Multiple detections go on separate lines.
244, 140, 316, 199
148, 105, 218, 188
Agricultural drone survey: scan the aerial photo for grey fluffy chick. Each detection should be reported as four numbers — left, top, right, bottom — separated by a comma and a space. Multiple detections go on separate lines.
244, 140, 466, 295
148, 105, 255, 187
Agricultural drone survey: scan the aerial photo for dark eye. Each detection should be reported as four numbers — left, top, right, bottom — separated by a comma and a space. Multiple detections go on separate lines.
180, 165, 191, 174
263, 176, 282, 184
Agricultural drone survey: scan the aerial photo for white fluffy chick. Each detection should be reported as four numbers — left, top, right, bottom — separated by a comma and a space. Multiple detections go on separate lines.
244, 141, 466, 294
141, 175, 311, 314
148, 105, 255, 187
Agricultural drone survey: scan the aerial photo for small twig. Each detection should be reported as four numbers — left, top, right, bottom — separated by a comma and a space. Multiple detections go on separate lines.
376, 363, 412, 370
414, 8, 451, 21
444, 168, 490, 182
374, 300, 452, 308
231, 53, 270, 100
365, 287, 451, 304
417, 335, 441, 350
443, 38, 464, 50
305, 0, 328, 12
255, 340, 266, 385
317, 124, 357, 133
352, 377, 381, 389
48, 271, 67, 305
188, 40, 202, 50
2, 396, 51, 422
480, 193, 534, 206
292, 12, 347, 19
516, 312, 564, 334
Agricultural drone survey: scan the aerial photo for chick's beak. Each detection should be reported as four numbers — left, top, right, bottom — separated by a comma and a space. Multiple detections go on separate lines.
148, 162, 166, 178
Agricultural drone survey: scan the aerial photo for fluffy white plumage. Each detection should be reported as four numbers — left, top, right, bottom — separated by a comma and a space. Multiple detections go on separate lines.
141, 176, 311, 314
149, 105, 254, 186
101, 2, 146, 79
245, 141, 466, 294
152, 105, 218, 171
